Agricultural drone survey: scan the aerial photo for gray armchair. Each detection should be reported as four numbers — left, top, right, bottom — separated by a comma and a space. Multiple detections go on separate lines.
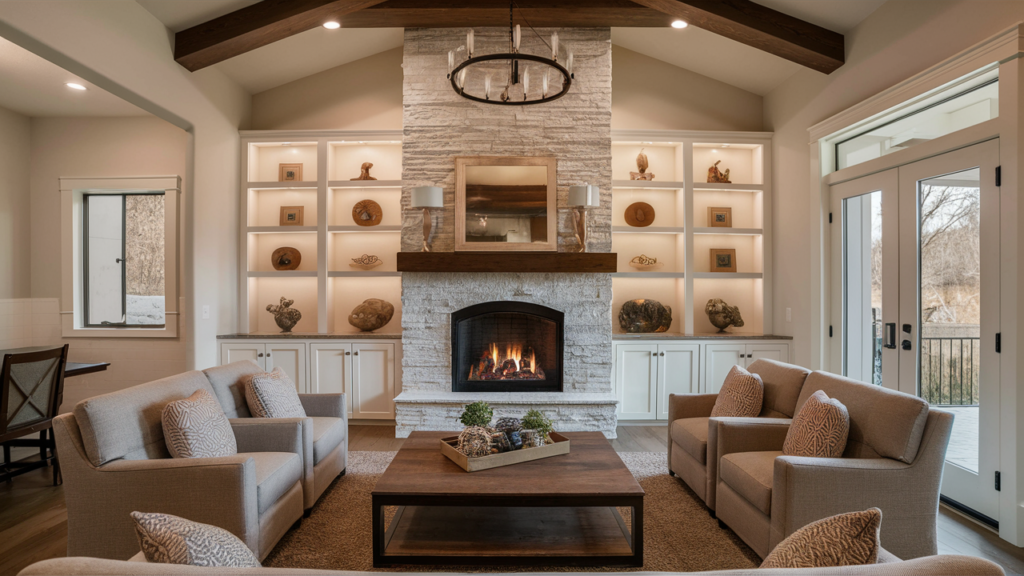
203, 361, 348, 515
714, 370, 951, 560
54, 371, 305, 561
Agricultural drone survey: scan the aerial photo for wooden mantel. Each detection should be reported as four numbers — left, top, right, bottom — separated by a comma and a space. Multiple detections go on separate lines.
396, 252, 617, 273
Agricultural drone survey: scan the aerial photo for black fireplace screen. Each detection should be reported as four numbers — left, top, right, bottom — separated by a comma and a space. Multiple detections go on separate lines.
451, 301, 563, 393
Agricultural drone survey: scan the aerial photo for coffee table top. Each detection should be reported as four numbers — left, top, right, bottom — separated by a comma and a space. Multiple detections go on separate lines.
373, 431, 644, 498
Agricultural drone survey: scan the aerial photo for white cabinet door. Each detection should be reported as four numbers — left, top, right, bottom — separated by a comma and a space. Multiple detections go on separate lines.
221, 343, 265, 369
308, 343, 351, 408
747, 343, 789, 364
265, 343, 307, 393
351, 343, 395, 419
704, 344, 746, 394
615, 344, 658, 420
656, 344, 699, 420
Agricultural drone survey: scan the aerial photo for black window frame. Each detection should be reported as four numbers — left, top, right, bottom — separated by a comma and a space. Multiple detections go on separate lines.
82, 191, 167, 328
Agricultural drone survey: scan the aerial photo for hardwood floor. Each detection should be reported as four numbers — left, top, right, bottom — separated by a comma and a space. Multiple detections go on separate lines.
1, 424, 1022, 575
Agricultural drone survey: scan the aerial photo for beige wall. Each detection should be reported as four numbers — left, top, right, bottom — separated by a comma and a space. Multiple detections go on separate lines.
612, 46, 763, 132
764, 0, 1024, 369
0, 104, 31, 299
252, 47, 403, 130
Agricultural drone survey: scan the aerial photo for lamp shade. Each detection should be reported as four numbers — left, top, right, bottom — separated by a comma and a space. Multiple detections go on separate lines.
410, 186, 443, 208
568, 184, 600, 207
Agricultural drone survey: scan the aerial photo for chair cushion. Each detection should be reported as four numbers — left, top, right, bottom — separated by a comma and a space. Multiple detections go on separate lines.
202, 361, 265, 418
250, 452, 302, 515
748, 358, 811, 418
311, 417, 346, 464
161, 390, 237, 459
798, 371, 929, 462
670, 417, 709, 465
761, 508, 881, 569
711, 365, 763, 418
243, 368, 306, 419
131, 511, 260, 568
720, 451, 780, 515
784, 390, 850, 458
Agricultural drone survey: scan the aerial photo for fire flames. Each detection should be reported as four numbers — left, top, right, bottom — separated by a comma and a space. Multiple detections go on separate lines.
468, 343, 546, 381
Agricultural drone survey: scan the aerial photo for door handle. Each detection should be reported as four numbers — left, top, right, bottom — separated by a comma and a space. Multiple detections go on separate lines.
901, 340, 912, 351
884, 323, 896, 349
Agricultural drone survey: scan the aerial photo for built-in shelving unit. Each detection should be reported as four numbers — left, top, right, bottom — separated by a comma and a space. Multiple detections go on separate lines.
239, 130, 404, 336
611, 130, 773, 336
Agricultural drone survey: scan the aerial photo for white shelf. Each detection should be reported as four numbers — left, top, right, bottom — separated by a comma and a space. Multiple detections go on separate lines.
612, 226, 685, 234
612, 180, 685, 189
692, 227, 763, 236
613, 272, 685, 279
327, 180, 403, 188
328, 271, 402, 278
247, 226, 317, 234
247, 181, 319, 189
328, 225, 402, 233
692, 183, 765, 192
247, 271, 318, 278
692, 272, 763, 279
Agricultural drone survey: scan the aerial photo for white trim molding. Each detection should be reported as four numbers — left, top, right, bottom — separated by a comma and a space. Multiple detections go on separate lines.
59, 176, 181, 338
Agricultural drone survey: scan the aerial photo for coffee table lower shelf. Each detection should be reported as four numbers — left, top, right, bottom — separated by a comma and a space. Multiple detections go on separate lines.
375, 505, 641, 567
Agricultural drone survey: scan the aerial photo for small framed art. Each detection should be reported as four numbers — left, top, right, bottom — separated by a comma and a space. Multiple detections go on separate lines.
708, 206, 732, 228
279, 206, 304, 226
710, 248, 737, 273
279, 163, 303, 181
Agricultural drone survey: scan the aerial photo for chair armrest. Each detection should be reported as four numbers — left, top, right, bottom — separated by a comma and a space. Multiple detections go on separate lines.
229, 418, 308, 455
716, 419, 791, 458
299, 393, 346, 419
667, 393, 718, 423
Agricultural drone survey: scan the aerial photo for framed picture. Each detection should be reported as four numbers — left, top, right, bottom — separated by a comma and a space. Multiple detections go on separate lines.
279, 206, 304, 226
279, 163, 303, 182
710, 248, 737, 273
708, 206, 732, 228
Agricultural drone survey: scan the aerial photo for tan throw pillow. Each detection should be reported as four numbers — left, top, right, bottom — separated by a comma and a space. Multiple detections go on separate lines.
783, 389, 850, 458
761, 508, 882, 568
244, 367, 306, 418
131, 511, 261, 567
711, 365, 764, 418
162, 389, 237, 459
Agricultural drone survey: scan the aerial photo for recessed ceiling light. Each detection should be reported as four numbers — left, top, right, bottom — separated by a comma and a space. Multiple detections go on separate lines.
66, 82, 86, 91
671, 20, 688, 29
323, 21, 340, 29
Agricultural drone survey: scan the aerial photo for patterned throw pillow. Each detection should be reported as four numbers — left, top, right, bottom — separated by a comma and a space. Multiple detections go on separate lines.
710, 365, 764, 418
243, 367, 306, 418
131, 511, 261, 567
761, 508, 881, 568
783, 389, 850, 458
162, 389, 237, 459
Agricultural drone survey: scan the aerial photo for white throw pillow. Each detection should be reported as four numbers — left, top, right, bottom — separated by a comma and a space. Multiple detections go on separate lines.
131, 511, 261, 567
162, 389, 237, 459
243, 367, 306, 418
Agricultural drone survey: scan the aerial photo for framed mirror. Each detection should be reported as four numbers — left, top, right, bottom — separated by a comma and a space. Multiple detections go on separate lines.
455, 156, 557, 252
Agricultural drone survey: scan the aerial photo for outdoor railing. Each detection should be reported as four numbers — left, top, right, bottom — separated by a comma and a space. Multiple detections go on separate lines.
919, 336, 980, 406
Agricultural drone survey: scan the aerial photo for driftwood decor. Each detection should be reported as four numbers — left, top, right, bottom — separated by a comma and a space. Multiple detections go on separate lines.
628, 254, 663, 270
271, 247, 301, 270
351, 162, 377, 181
706, 298, 745, 332
624, 201, 655, 227
629, 148, 655, 181
352, 199, 383, 227
619, 299, 672, 333
349, 254, 383, 270
267, 297, 301, 333
707, 160, 731, 183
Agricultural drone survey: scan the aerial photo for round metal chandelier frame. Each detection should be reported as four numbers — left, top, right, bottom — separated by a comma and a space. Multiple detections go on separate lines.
449, 53, 572, 106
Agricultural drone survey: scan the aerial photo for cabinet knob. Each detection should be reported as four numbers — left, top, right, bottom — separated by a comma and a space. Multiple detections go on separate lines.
266, 353, 271, 358
354, 351, 359, 356
257, 353, 263, 358
659, 352, 665, 356
345, 351, 351, 356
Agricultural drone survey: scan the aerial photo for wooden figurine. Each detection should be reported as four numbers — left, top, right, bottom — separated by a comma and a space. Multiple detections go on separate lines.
351, 162, 377, 181
707, 160, 731, 183
629, 148, 655, 181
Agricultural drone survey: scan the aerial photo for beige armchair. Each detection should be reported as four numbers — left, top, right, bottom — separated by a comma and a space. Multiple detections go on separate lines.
667, 358, 810, 513
203, 361, 348, 515
714, 370, 951, 561
54, 371, 305, 561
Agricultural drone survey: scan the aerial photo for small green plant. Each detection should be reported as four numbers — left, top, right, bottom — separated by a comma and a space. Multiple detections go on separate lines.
459, 401, 494, 428
521, 409, 554, 440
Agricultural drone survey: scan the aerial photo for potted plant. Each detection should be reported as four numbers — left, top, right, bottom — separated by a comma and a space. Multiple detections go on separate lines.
521, 409, 554, 443
459, 401, 493, 428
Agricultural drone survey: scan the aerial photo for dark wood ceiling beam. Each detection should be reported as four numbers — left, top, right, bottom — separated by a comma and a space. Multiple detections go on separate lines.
629, 0, 844, 73
340, 0, 674, 28
174, 0, 388, 72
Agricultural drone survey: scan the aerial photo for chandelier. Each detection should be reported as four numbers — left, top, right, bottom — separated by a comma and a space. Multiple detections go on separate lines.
446, 1, 573, 105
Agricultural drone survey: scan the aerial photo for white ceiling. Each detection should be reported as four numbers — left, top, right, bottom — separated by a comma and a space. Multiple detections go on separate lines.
0, 36, 148, 117
134, 0, 886, 96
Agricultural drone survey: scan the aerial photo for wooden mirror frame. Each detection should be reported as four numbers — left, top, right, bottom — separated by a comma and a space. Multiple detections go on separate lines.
454, 156, 558, 252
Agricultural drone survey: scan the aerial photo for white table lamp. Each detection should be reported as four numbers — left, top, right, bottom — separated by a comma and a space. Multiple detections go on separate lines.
411, 186, 443, 252
568, 184, 600, 253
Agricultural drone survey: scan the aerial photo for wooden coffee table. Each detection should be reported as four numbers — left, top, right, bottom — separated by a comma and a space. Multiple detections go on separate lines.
372, 431, 644, 567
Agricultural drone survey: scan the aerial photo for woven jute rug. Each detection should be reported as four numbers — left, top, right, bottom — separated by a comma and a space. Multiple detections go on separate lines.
264, 451, 760, 572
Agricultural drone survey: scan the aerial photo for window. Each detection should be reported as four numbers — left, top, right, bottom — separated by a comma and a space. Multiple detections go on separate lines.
83, 192, 165, 327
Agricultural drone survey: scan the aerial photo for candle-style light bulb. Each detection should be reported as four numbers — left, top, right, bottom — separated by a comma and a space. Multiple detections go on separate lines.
567, 51, 573, 77
514, 24, 521, 51
448, 50, 454, 77
457, 68, 467, 90
523, 67, 530, 100
485, 74, 492, 100
467, 30, 474, 58
542, 70, 549, 98
551, 32, 559, 60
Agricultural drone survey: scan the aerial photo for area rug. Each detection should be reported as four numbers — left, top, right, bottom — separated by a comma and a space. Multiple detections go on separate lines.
264, 451, 761, 572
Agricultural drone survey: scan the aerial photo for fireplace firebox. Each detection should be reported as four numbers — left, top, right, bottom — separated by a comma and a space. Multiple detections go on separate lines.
451, 301, 563, 393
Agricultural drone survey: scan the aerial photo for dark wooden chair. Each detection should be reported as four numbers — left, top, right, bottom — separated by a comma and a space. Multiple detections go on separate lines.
0, 344, 69, 485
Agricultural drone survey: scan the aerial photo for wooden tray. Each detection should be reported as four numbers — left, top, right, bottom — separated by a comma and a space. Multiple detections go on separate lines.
440, 432, 570, 472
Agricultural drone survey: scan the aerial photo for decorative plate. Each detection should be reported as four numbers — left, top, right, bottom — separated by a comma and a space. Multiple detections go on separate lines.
271, 247, 301, 270
624, 202, 655, 227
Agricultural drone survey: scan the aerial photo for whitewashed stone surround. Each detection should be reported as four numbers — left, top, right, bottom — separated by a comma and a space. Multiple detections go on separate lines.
397, 28, 616, 438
